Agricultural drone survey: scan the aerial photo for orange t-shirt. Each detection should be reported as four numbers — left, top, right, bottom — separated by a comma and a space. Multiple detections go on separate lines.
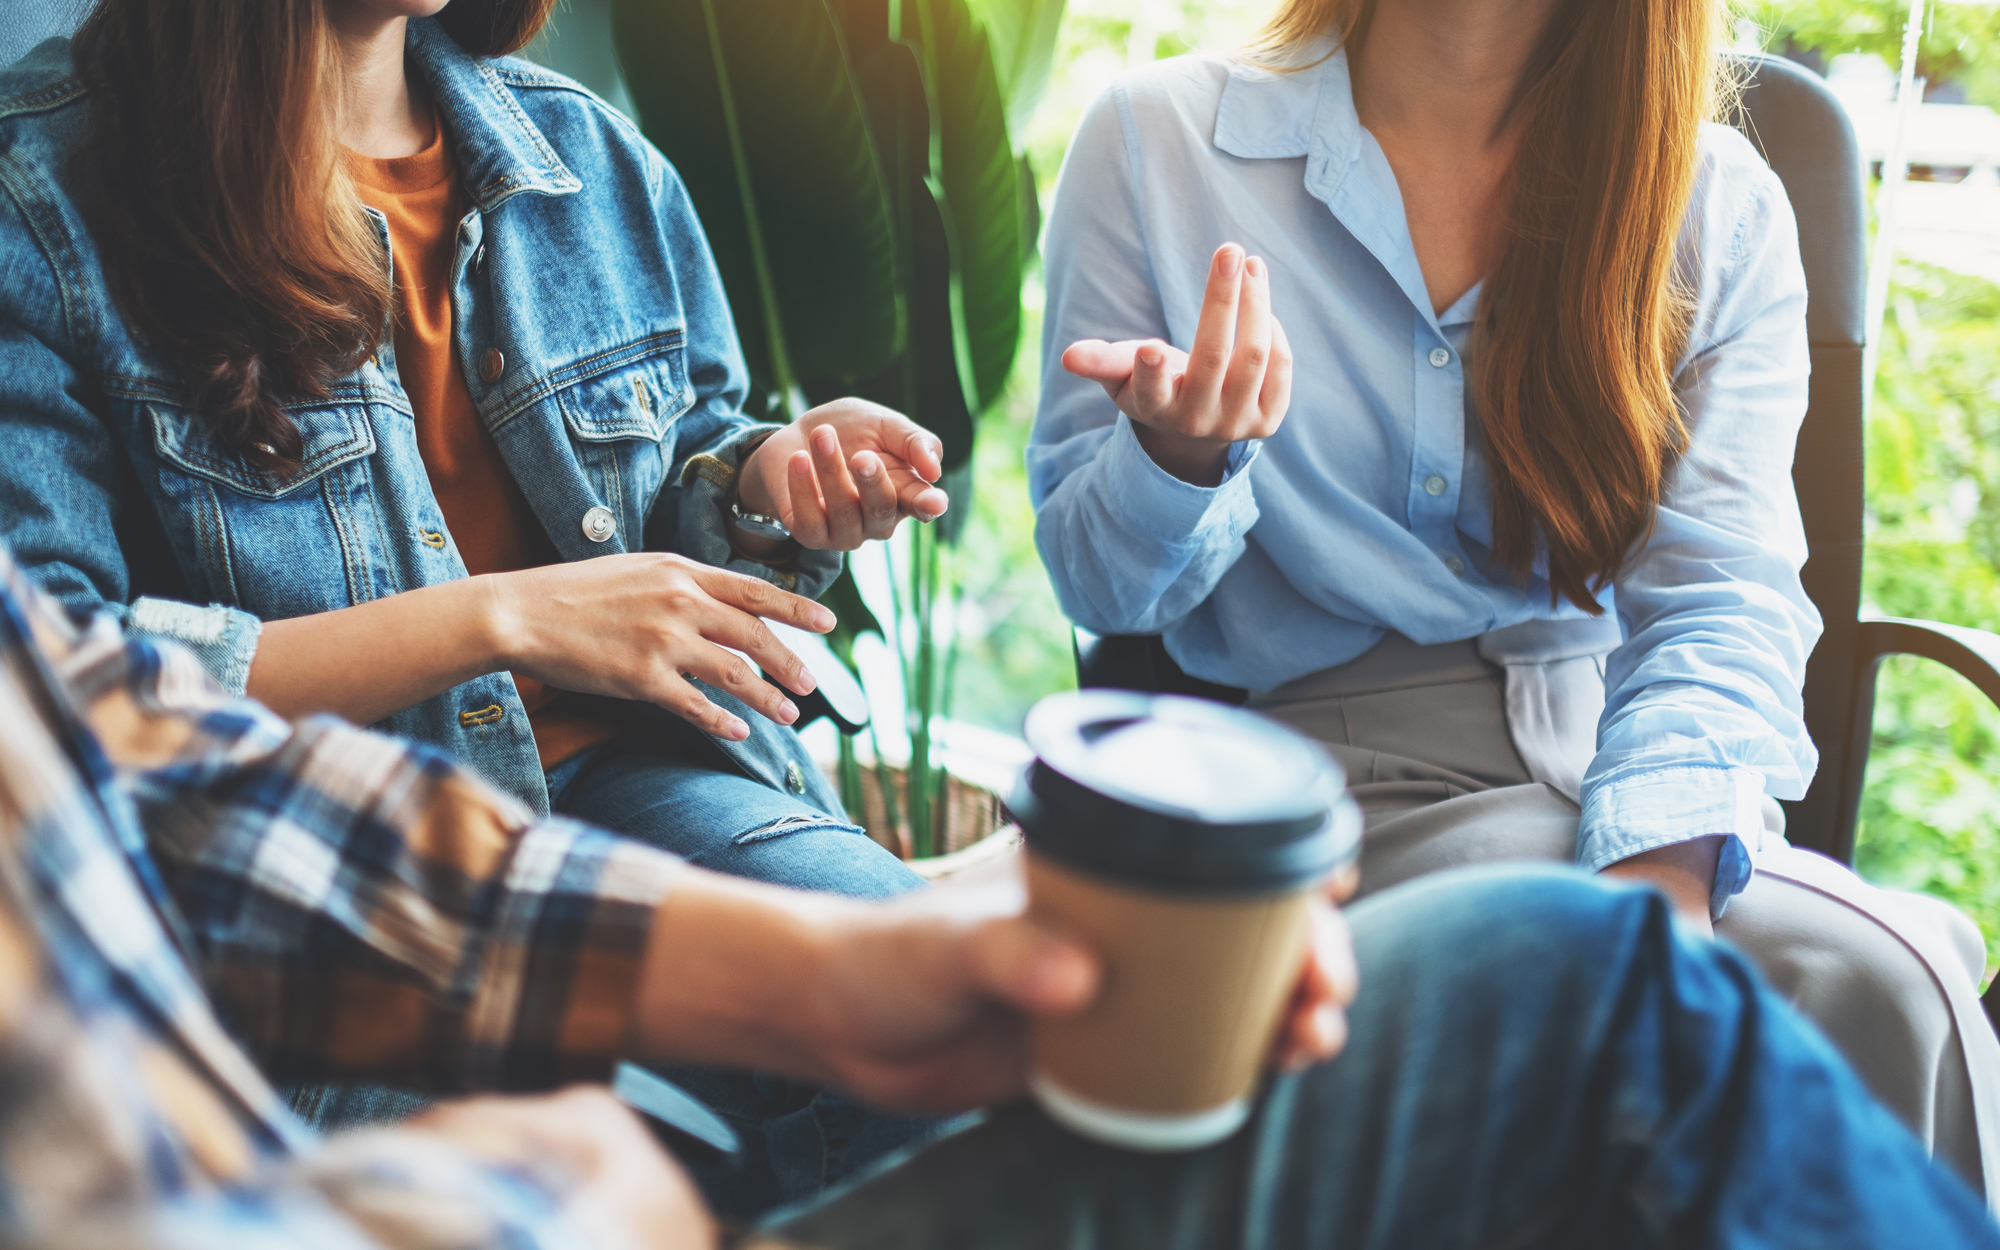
348, 125, 616, 768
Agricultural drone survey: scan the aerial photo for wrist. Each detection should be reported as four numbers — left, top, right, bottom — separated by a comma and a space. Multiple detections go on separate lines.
630, 868, 848, 1073
1131, 422, 1232, 486
471, 570, 528, 673
734, 431, 781, 517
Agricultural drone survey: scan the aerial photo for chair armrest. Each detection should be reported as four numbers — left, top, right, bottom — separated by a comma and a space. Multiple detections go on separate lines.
1857, 618, 2000, 710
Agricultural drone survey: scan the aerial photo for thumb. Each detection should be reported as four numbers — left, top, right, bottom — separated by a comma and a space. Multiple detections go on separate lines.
1061, 338, 1143, 385
965, 916, 1100, 1019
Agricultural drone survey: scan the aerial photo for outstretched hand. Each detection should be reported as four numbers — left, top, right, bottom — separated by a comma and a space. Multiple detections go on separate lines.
631, 851, 1358, 1115
1061, 243, 1293, 486
737, 397, 951, 551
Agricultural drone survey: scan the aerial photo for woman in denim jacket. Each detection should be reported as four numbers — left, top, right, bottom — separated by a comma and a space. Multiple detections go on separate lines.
0, 0, 943, 1216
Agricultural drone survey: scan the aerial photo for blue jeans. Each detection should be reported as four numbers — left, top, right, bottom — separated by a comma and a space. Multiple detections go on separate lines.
547, 728, 939, 1219
764, 867, 2000, 1249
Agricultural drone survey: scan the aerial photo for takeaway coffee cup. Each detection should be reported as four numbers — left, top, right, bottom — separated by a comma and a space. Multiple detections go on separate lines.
1011, 690, 1362, 1152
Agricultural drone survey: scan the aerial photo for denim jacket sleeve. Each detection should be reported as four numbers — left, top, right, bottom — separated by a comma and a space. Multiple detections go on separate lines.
637, 153, 842, 601
0, 189, 265, 692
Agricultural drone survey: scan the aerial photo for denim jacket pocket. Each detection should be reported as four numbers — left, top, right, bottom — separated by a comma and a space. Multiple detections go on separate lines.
148, 402, 382, 617
552, 334, 691, 545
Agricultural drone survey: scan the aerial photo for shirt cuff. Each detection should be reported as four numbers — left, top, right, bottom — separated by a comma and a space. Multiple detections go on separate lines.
673, 424, 844, 600
124, 597, 264, 695
1103, 413, 1260, 542
464, 820, 680, 1089
1577, 765, 1764, 919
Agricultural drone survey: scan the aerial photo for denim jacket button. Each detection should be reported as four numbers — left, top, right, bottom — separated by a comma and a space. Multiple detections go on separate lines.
581, 506, 617, 542
784, 761, 807, 794
480, 348, 505, 383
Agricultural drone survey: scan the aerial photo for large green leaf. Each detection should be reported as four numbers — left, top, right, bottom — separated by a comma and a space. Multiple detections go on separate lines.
903, 0, 1025, 412
966, 0, 1066, 134
613, 0, 903, 404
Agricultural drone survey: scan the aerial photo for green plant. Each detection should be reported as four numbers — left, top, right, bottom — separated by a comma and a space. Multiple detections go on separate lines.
614, 0, 1063, 854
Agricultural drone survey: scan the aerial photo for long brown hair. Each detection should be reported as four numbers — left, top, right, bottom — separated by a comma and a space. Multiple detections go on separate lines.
1254, 0, 1722, 612
71, 0, 555, 470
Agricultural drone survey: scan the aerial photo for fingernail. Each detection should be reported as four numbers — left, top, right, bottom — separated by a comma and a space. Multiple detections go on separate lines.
796, 669, 818, 695
727, 717, 749, 740
856, 457, 879, 479
778, 699, 799, 724
1246, 255, 1265, 278
814, 607, 836, 631
1219, 247, 1241, 277
1138, 345, 1162, 367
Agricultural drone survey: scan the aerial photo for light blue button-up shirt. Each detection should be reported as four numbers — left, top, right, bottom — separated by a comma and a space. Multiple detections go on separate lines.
1029, 51, 1822, 903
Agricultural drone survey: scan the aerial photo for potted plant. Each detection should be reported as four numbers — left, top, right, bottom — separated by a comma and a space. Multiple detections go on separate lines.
613, 0, 1062, 858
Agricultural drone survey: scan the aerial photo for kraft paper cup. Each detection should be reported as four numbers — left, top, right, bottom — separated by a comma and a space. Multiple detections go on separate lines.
1012, 691, 1362, 1152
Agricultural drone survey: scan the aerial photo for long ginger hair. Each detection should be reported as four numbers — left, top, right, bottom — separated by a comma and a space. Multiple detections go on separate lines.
71, 0, 556, 471
1254, 0, 1723, 612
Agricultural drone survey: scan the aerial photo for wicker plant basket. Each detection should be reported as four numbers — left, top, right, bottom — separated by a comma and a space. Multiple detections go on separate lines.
832, 764, 1011, 861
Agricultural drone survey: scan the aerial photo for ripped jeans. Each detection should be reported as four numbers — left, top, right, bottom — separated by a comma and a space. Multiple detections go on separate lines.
545, 727, 939, 1220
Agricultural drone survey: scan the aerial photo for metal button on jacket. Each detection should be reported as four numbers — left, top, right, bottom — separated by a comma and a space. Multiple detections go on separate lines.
1442, 554, 1466, 575
1423, 474, 1447, 496
480, 348, 505, 383
581, 506, 617, 542
784, 761, 807, 794
1428, 347, 1451, 368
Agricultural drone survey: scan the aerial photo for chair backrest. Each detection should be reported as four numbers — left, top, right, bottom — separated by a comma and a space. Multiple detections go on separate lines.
1725, 53, 1870, 861
1082, 54, 1874, 861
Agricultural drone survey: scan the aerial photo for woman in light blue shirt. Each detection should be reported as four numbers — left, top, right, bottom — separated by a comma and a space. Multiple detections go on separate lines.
1032, 0, 1998, 1190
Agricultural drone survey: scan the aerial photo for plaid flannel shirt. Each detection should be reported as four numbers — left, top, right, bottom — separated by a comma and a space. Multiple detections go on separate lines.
0, 544, 680, 1247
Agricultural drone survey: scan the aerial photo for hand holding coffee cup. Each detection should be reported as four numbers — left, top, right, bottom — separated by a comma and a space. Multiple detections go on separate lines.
1011, 691, 1363, 1151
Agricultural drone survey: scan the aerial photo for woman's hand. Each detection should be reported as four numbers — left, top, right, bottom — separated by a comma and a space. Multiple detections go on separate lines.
737, 397, 951, 552
493, 553, 836, 741
630, 851, 1358, 1114
1061, 243, 1293, 486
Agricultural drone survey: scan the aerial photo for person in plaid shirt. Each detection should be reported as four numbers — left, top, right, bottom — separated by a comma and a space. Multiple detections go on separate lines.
0, 535, 1993, 1249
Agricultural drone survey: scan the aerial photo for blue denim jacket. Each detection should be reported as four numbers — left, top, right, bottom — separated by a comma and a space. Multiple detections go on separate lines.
0, 22, 842, 815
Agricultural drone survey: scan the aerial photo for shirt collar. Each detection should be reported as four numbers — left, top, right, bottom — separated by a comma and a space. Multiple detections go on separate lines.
1216, 44, 1464, 337
406, 17, 582, 211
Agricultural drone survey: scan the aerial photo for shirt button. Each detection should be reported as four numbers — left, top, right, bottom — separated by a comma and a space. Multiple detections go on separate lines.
785, 761, 807, 794
1442, 554, 1466, 575
480, 348, 505, 383
581, 505, 617, 542
1423, 474, 1447, 496
1429, 347, 1451, 368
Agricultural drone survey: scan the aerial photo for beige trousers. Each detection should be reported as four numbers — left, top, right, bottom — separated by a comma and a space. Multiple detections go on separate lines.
1249, 631, 2000, 1205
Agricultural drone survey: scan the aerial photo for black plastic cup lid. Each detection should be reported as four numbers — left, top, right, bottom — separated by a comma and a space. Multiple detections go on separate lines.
1011, 690, 1360, 894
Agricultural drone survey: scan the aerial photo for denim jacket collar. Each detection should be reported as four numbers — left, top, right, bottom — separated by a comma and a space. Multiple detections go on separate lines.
406, 17, 582, 210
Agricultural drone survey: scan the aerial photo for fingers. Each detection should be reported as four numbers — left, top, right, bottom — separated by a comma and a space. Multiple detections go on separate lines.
965, 915, 1100, 1018
1181, 243, 1245, 415
703, 604, 820, 702
809, 424, 865, 549
1261, 313, 1295, 424
895, 424, 945, 484
649, 668, 751, 741
784, 449, 829, 548
853, 451, 902, 539
678, 637, 800, 728
1276, 903, 1357, 1072
1061, 338, 1141, 400
1125, 339, 1178, 421
691, 563, 835, 635
1219, 254, 1273, 418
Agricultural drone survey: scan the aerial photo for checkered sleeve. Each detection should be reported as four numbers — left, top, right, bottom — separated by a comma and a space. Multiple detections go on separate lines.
39, 583, 679, 1092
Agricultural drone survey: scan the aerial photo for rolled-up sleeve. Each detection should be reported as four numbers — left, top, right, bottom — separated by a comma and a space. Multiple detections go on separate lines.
1579, 152, 1822, 916
52, 604, 677, 1092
